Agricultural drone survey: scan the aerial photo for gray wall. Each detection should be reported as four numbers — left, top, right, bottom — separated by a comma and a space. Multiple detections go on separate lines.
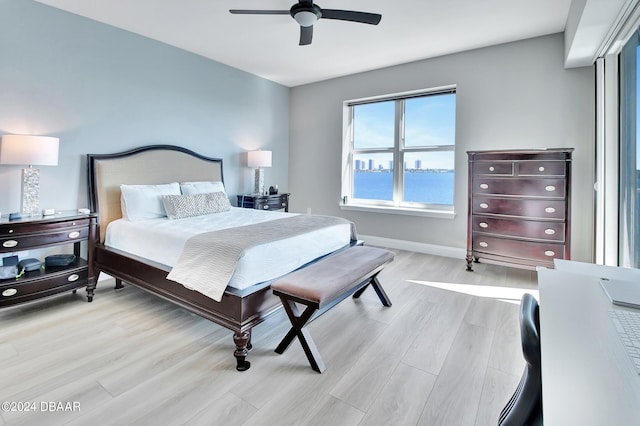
0, 0, 290, 214
289, 34, 596, 262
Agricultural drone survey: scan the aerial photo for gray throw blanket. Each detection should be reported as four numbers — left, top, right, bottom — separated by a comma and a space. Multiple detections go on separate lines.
166, 215, 356, 302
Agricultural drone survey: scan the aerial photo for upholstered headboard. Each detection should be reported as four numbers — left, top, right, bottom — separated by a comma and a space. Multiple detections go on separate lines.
88, 145, 223, 243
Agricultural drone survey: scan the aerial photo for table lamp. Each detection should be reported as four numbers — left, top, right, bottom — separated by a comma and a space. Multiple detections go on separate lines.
247, 150, 272, 195
0, 134, 59, 216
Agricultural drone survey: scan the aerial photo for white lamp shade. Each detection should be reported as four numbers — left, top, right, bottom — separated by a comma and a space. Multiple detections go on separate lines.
0, 134, 59, 166
247, 150, 272, 168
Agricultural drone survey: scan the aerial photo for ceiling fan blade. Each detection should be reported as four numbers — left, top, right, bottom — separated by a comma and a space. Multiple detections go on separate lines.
299, 25, 313, 45
320, 9, 381, 25
229, 10, 290, 15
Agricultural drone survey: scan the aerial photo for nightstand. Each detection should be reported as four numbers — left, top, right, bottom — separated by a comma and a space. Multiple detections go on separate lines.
0, 211, 98, 307
237, 193, 290, 212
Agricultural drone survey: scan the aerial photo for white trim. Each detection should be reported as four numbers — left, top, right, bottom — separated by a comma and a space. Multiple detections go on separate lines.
598, 0, 640, 57
345, 84, 456, 106
595, 56, 621, 266
596, 0, 640, 57
340, 202, 455, 219
359, 234, 465, 259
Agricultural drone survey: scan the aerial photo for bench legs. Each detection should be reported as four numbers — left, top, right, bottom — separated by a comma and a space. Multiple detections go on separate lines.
275, 274, 391, 373
352, 276, 392, 307
275, 299, 326, 373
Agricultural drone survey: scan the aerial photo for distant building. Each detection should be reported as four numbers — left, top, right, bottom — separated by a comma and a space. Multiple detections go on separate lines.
415, 159, 422, 169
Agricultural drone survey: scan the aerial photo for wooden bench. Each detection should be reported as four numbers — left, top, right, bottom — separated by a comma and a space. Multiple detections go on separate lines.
271, 245, 394, 373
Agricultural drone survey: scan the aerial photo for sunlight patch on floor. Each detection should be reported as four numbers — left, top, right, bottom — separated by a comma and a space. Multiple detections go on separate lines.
407, 280, 539, 304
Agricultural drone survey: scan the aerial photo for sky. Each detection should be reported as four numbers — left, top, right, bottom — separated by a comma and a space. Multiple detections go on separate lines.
353, 93, 456, 170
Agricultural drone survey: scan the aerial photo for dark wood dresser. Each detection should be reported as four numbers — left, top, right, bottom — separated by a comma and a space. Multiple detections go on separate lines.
466, 149, 573, 271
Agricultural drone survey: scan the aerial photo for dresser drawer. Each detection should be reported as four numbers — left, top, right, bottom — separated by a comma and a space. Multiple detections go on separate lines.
472, 216, 565, 241
473, 161, 514, 176
0, 268, 88, 300
517, 161, 566, 177
473, 196, 565, 219
472, 235, 565, 262
0, 226, 88, 251
473, 178, 566, 197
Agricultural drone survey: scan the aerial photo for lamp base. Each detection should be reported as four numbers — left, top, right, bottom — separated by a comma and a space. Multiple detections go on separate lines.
254, 168, 265, 195
21, 167, 40, 217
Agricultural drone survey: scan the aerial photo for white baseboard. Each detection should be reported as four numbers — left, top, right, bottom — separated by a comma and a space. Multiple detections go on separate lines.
359, 234, 466, 259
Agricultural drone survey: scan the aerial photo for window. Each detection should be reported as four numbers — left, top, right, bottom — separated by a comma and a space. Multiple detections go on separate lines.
342, 87, 456, 214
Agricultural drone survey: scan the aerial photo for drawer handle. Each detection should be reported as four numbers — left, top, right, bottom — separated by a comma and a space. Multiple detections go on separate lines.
67, 274, 80, 282
545, 207, 556, 213
479, 241, 489, 248
479, 183, 489, 189
544, 250, 555, 257
539, 166, 545, 172
488, 166, 495, 172
479, 222, 489, 228
545, 185, 556, 192
263, 205, 269, 210
2, 288, 17, 297
2, 240, 18, 248
479, 203, 489, 209
545, 229, 555, 235
68, 231, 80, 239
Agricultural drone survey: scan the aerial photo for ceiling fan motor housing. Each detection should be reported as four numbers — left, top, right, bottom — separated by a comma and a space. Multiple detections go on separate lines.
290, 3, 322, 27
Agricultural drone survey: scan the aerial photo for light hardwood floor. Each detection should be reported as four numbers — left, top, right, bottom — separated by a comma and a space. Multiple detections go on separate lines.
0, 249, 537, 426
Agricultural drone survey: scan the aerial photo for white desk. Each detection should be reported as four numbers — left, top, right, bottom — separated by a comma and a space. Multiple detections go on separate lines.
537, 261, 640, 425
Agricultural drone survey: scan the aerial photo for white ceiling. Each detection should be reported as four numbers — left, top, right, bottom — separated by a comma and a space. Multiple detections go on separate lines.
35, 0, 572, 87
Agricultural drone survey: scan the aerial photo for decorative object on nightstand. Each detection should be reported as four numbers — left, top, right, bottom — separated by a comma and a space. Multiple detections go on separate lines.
0, 134, 59, 217
247, 150, 272, 195
0, 211, 98, 307
466, 148, 572, 271
237, 193, 290, 212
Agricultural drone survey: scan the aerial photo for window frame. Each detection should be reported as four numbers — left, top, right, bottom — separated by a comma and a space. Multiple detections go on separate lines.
341, 86, 457, 216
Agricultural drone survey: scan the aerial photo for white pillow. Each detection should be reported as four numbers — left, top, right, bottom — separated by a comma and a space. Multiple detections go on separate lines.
162, 192, 232, 220
120, 182, 181, 221
180, 181, 226, 195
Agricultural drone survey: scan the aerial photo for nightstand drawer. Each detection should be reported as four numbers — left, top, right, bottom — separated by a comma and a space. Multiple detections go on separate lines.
0, 226, 89, 252
0, 268, 88, 306
237, 193, 290, 212
0, 218, 91, 237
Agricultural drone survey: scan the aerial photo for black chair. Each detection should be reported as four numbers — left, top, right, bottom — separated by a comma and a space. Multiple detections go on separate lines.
498, 293, 543, 426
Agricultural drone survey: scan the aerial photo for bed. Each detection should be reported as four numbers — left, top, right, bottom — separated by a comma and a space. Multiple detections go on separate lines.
87, 145, 356, 371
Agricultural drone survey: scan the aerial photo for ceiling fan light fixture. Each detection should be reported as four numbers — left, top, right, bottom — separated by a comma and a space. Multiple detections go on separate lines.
294, 10, 319, 27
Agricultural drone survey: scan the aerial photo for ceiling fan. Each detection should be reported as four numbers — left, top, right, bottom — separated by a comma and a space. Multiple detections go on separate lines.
229, 1, 382, 46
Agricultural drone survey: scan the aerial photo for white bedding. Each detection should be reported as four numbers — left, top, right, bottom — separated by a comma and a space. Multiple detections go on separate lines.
105, 207, 352, 292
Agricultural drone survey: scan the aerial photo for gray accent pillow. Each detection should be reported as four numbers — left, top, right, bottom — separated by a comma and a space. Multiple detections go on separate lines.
162, 191, 231, 220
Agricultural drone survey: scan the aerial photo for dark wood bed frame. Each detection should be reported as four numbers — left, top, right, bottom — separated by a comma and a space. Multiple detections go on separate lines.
87, 145, 352, 371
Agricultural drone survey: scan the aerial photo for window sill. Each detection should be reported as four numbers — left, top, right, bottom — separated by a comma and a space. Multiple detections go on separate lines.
339, 203, 455, 219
